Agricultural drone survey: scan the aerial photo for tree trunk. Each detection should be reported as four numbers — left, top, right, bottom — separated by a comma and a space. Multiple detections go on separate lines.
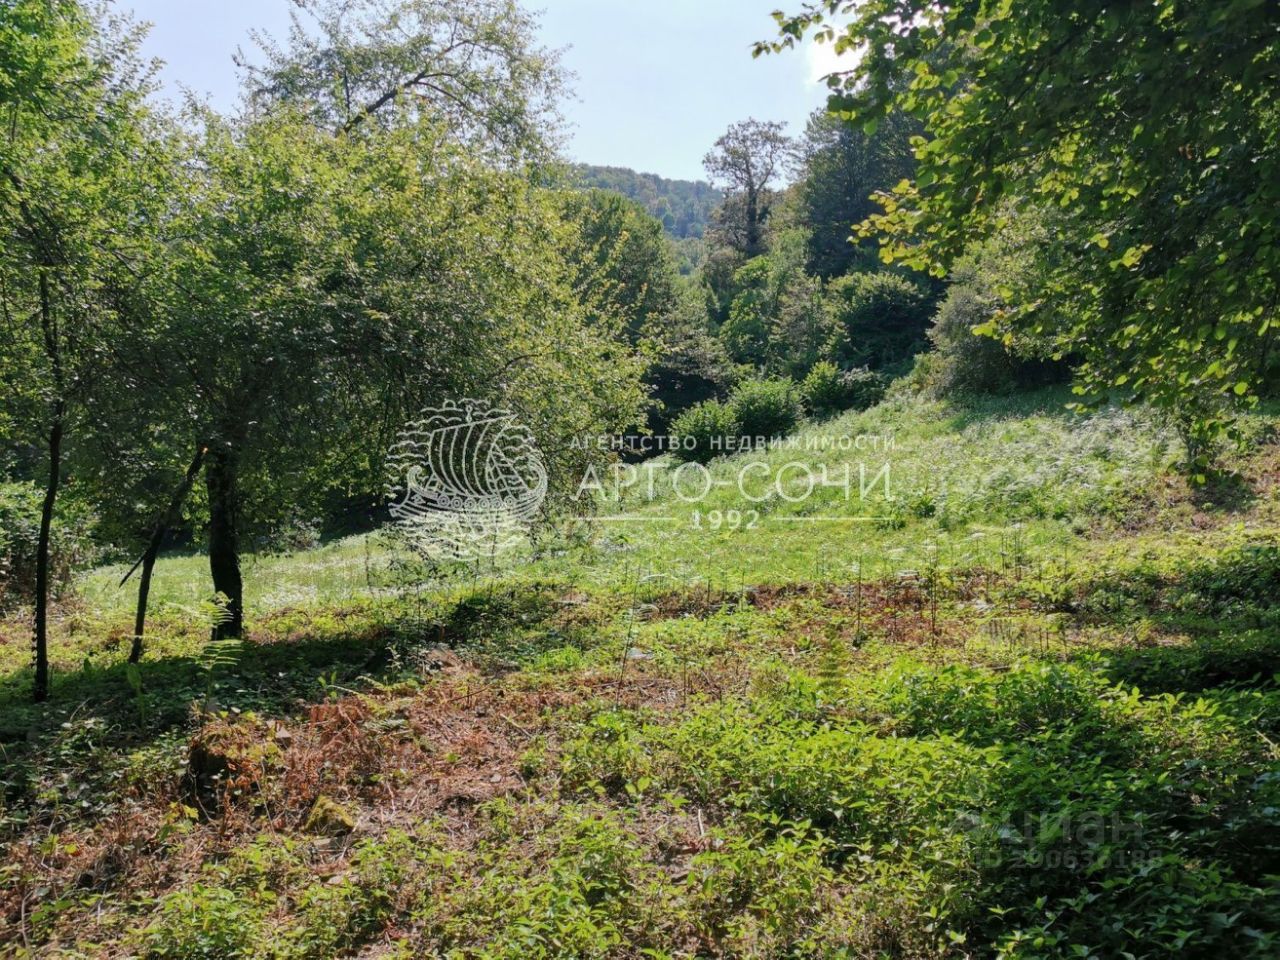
33, 400, 63, 703
32, 269, 61, 703
205, 446, 243, 640
745, 187, 761, 257
126, 445, 208, 662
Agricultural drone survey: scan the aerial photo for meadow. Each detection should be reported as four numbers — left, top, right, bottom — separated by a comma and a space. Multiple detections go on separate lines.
2, 390, 1278, 957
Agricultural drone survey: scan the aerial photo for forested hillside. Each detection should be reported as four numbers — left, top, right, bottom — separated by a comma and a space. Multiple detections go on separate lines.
573, 164, 723, 239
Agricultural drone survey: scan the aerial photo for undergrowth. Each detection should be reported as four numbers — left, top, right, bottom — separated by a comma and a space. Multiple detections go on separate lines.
2, 395, 1279, 957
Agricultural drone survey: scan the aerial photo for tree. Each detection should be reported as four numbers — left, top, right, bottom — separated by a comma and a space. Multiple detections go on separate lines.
719, 258, 774, 368
0, 0, 156, 699
915, 211, 1071, 398
73, 0, 641, 650
115, 112, 645, 641
826, 272, 931, 373
644, 282, 737, 432
239, 0, 565, 162
795, 108, 919, 277
703, 119, 791, 258
558, 189, 680, 343
762, 0, 1280, 468
714, 228, 834, 378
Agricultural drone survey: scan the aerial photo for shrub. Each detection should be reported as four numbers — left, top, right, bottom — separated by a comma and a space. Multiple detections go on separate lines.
728, 378, 802, 445
924, 283, 1017, 395
0, 482, 97, 612
827, 271, 932, 372
138, 883, 269, 959
910, 257, 1070, 399
913, 280, 1068, 398
801, 361, 888, 418
670, 398, 739, 464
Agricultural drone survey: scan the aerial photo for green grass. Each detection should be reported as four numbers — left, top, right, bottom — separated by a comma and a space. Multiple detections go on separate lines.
3, 389, 1280, 958
70, 389, 1183, 636
77, 533, 381, 618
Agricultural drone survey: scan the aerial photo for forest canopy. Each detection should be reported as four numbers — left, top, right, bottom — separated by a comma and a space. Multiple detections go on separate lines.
761, 0, 1280, 467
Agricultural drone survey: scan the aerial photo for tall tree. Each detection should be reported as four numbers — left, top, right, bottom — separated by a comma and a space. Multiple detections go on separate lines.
795, 108, 919, 277
0, 0, 155, 698
558, 189, 680, 343
120, 112, 645, 639
763, 0, 1280, 467
703, 119, 791, 258
239, 0, 565, 162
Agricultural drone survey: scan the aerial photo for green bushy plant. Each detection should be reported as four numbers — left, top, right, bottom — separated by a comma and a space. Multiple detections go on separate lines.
729, 377, 803, 444
906, 223, 1070, 399
922, 282, 1018, 396
670, 398, 740, 463
0, 482, 98, 612
138, 883, 270, 959
913, 279, 1065, 399
827, 270, 932, 372
801, 361, 887, 418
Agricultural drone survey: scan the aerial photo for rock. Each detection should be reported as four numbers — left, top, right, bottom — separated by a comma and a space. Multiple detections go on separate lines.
304, 795, 356, 836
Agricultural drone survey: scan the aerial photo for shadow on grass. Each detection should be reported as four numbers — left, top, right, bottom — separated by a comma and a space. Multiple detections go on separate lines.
930, 385, 1079, 431
0, 610, 415, 746
1090, 631, 1280, 695
0, 578, 583, 754
1190, 464, 1263, 514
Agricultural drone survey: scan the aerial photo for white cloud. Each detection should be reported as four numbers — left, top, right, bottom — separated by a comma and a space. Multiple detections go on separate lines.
804, 17, 859, 86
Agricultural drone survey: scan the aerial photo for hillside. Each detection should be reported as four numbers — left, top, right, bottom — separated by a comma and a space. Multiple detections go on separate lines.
573, 163, 723, 239
4, 391, 1279, 956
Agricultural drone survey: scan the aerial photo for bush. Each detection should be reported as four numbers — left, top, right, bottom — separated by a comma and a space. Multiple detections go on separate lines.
138, 882, 269, 959
909, 244, 1071, 399
925, 283, 1016, 395
729, 378, 803, 444
670, 399, 739, 464
827, 271, 932, 372
0, 482, 97, 612
801, 362, 887, 418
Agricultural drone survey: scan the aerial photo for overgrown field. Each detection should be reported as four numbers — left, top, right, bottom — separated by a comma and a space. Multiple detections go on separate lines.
3, 392, 1280, 958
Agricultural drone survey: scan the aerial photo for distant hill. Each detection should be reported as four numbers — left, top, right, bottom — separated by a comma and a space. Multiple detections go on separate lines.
572, 164, 723, 239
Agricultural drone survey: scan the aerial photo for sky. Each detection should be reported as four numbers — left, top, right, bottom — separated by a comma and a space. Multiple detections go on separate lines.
121, 0, 847, 182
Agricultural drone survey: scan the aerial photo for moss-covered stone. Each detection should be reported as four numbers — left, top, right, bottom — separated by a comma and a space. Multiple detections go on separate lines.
304, 795, 355, 835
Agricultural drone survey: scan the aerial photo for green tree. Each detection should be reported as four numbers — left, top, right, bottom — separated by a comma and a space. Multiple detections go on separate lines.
720, 258, 775, 368
826, 271, 931, 372
703, 119, 792, 258
795, 108, 919, 278
763, 0, 1280, 467
913, 210, 1070, 398
124, 113, 643, 640
0, 0, 156, 698
558, 189, 680, 343
718, 229, 835, 377
644, 281, 737, 432
240, 0, 565, 162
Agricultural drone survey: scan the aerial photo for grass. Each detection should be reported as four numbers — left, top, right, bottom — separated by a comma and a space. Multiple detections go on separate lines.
77, 534, 382, 618
2, 390, 1279, 958
69, 389, 1186, 627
